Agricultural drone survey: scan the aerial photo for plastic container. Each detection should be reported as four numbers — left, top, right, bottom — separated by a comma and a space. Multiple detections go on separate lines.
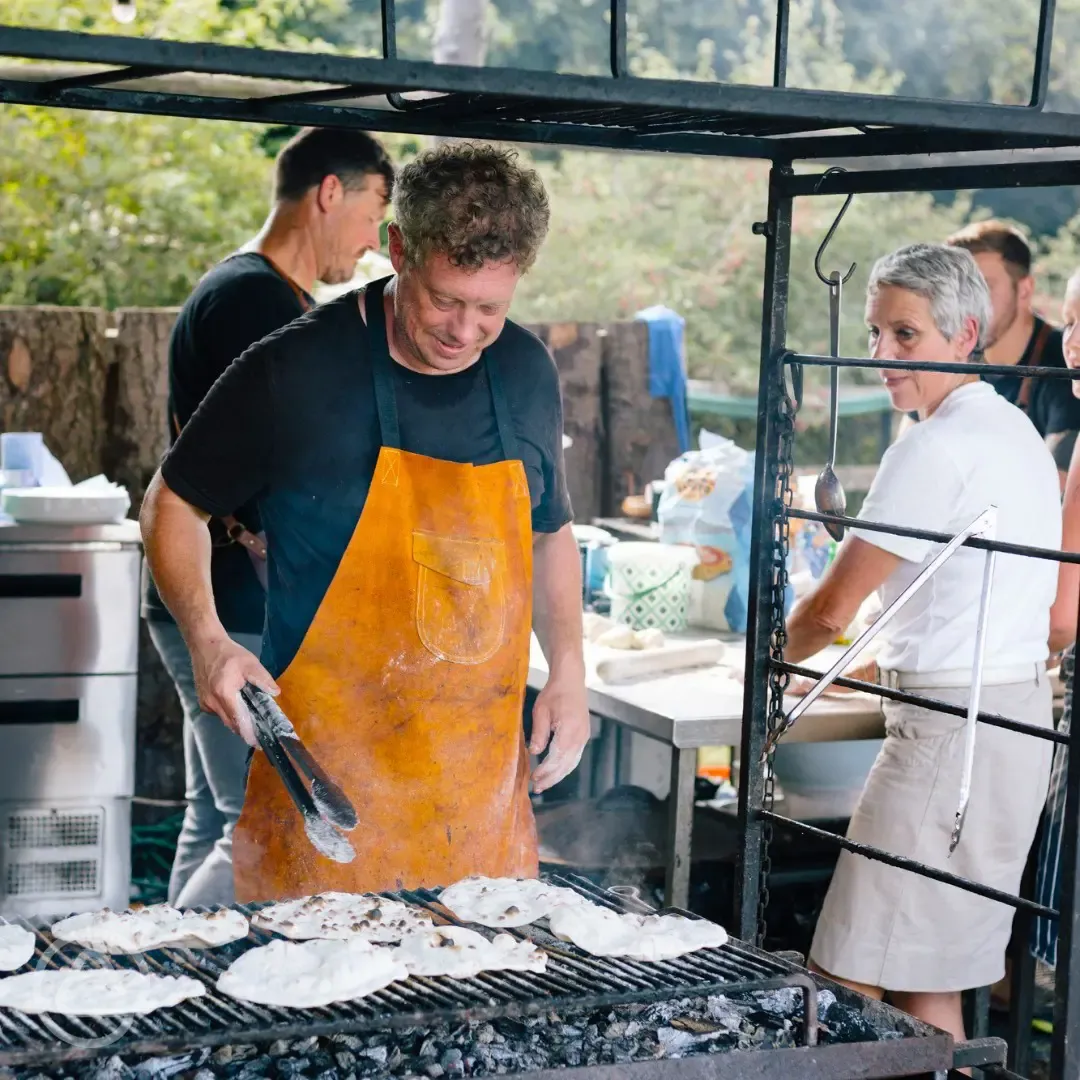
0, 432, 44, 489
606, 541, 699, 632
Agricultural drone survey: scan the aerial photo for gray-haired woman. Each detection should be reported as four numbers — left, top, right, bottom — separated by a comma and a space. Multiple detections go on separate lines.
783, 242, 1060, 1039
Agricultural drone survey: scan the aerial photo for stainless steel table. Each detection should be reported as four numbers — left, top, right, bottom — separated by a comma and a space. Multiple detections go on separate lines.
527, 632, 884, 907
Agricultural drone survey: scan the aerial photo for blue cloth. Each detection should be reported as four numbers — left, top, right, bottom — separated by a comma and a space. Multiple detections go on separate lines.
635, 305, 691, 453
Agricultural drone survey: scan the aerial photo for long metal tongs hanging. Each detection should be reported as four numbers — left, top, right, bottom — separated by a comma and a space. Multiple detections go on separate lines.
813, 170, 857, 542
764, 507, 998, 854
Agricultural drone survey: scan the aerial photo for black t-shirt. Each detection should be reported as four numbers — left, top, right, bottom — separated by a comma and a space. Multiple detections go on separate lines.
143, 253, 312, 634
160, 286, 572, 678
980, 317, 1080, 439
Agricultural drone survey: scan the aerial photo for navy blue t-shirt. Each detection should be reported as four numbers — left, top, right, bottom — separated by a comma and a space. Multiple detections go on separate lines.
160, 288, 572, 677
142, 252, 311, 634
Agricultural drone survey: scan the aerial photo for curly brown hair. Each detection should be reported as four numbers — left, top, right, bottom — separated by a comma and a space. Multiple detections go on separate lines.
393, 143, 550, 273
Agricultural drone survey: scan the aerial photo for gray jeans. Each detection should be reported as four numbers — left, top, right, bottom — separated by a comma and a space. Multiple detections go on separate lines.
147, 620, 261, 908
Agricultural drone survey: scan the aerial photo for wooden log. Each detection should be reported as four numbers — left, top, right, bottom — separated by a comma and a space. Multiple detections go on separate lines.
0, 306, 111, 481
525, 320, 604, 524
600, 320, 681, 516
105, 308, 176, 508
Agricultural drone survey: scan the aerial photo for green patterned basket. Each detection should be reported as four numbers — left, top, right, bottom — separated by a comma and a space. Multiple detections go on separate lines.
605, 542, 699, 632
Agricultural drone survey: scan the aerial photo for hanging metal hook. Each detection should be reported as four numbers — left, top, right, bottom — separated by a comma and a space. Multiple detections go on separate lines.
813, 168, 857, 286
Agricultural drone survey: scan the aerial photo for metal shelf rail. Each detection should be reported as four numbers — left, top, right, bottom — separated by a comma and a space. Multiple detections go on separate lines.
2, 0, 1080, 1075
735, 155, 1080, 1080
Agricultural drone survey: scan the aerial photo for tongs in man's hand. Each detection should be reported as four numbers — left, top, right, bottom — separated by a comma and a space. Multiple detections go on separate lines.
239, 683, 358, 864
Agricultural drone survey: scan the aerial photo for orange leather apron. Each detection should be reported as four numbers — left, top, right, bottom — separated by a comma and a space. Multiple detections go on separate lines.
232, 278, 539, 900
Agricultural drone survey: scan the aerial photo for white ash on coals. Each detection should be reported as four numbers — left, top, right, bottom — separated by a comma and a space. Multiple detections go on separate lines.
3, 987, 906, 1080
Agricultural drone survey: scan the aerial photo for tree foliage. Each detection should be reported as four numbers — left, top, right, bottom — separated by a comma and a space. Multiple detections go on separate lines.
3, 0, 1080, 390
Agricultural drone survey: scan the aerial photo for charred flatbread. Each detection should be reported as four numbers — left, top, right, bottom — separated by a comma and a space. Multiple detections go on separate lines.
217, 937, 406, 1008
547, 904, 728, 962
251, 892, 432, 943
393, 925, 545, 978
50, 905, 249, 955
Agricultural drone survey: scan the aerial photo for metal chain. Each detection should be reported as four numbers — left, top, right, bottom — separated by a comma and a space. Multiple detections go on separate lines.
757, 357, 798, 947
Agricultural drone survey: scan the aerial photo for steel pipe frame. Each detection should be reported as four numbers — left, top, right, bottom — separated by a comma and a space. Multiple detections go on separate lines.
740, 145, 1080, 1080
5, 23, 1080, 147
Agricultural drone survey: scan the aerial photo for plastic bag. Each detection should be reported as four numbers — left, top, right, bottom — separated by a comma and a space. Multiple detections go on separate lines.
658, 433, 792, 632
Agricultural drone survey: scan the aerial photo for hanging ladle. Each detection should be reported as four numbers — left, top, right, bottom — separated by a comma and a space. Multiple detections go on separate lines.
813, 172, 857, 543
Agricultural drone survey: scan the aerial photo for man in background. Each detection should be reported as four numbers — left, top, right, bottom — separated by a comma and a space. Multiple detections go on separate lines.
946, 220, 1080, 484
142, 127, 393, 907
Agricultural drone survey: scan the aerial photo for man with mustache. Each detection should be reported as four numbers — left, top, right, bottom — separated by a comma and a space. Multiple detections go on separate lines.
140, 142, 588, 900
142, 126, 393, 908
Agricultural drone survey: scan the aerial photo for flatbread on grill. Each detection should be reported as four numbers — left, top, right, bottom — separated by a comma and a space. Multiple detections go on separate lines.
547, 904, 728, 962
217, 936, 406, 1008
0, 925, 35, 971
0, 969, 205, 1016
50, 905, 249, 955
251, 892, 433, 943
393, 925, 546, 978
437, 877, 589, 928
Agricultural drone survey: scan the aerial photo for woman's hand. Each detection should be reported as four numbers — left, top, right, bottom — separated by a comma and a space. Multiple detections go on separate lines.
787, 659, 879, 698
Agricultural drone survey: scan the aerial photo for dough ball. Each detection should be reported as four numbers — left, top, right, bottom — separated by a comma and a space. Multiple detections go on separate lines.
595, 624, 639, 650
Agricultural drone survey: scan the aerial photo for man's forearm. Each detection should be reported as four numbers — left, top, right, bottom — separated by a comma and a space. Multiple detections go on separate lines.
139, 472, 223, 648
532, 524, 584, 679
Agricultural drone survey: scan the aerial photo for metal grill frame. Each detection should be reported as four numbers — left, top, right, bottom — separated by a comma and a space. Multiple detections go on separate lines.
2, 1, 1080, 1075
736, 159, 1080, 1080
0, 875, 952, 1078
0, 0, 1075, 160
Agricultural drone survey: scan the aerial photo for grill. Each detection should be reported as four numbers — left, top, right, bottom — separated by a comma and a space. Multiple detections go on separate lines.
0, 875, 956, 1078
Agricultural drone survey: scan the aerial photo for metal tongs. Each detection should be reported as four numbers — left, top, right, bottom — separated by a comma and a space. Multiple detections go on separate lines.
764, 507, 998, 854
239, 683, 359, 864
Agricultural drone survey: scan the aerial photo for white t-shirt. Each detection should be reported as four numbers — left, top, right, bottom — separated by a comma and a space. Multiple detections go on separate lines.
852, 381, 1061, 673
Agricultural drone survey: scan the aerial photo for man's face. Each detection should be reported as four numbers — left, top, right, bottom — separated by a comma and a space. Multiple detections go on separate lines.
388, 227, 521, 374
973, 251, 1028, 348
316, 174, 390, 286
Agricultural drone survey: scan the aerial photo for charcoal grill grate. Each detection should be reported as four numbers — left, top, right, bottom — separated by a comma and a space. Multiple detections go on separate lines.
0, 874, 949, 1075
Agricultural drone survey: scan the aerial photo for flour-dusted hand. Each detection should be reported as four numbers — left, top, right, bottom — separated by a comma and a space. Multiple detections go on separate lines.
189, 632, 280, 747
529, 671, 589, 793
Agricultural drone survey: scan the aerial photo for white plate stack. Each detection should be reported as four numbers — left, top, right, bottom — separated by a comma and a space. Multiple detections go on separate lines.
2, 476, 131, 525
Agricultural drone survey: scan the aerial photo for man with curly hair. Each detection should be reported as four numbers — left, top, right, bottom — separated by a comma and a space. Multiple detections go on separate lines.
140, 141, 587, 899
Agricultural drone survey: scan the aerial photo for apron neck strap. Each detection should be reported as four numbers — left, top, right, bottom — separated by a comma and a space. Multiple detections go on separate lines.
484, 352, 520, 462
365, 277, 402, 450
365, 275, 521, 462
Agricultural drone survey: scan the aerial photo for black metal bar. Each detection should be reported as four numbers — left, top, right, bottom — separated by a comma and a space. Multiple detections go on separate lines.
1030, 0, 1057, 108
779, 129, 1078, 162
7, 26, 1080, 139
736, 165, 793, 944
43, 64, 171, 90
0, 81, 782, 160
953, 1036, 1006, 1069
776, 661, 1071, 746
610, 0, 627, 78
772, 0, 790, 88
1008, 840, 1040, 1075
789, 506, 1080, 566
253, 84, 385, 105
381, 0, 397, 60
761, 811, 1059, 918
1051, 592, 1080, 1079
971, 986, 991, 1039
783, 159, 1080, 196
786, 351, 1080, 380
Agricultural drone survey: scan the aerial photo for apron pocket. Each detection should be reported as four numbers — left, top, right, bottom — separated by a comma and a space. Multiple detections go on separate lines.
412, 531, 507, 665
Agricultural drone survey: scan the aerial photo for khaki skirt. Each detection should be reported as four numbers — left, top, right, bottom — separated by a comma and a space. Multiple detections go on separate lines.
809, 666, 1053, 993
